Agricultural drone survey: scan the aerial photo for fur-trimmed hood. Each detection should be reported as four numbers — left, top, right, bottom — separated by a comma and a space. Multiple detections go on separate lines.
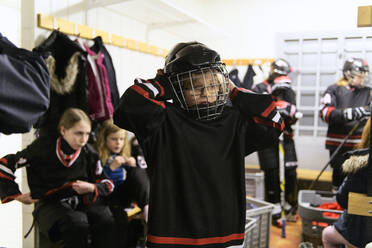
45, 52, 80, 94
342, 153, 369, 174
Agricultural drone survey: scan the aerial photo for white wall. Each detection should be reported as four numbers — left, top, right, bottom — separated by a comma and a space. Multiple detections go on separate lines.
0, 1, 23, 247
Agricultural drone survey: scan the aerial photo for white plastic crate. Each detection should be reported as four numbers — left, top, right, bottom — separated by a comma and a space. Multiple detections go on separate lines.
246, 197, 274, 248
245, 168, 265, 200
243, 217, 257, 248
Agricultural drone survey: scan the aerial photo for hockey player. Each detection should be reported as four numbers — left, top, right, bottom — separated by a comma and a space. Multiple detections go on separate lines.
114, 41, 284, 248
0, 108, 116, 248
319, 58, 371, 190
252, 58, 300, 222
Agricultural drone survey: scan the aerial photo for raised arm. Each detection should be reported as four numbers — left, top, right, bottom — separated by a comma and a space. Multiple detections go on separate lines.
114, 71, 173, 140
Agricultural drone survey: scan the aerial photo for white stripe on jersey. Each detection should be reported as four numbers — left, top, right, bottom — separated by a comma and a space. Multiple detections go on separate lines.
95, 160, 103, 175
326, 137, 361, 143
101, 179, 115, 192
0, 164, 14, 177
136, 78, 159, 97
272, 112, 281, 123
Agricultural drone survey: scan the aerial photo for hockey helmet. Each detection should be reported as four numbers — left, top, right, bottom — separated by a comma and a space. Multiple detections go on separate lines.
271, 58, 292, 76
164, 42, 229, 121
343, 58, 370, 87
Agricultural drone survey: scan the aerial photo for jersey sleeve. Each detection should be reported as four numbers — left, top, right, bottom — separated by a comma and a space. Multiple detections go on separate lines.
0, 139, 41, 203
114, 78, 167, 140
229, 87, 284, 155
83, 145, 114, 205
230, 87, 284, 131
319, 86, 344, 124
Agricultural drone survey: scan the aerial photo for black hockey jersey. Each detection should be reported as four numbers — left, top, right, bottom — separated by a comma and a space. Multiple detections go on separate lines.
0, 136, 113, 204
114, 78, 283, 248
319, 79, 371, 149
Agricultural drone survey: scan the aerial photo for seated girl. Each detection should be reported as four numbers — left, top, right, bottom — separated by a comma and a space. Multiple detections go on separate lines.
96, 121, 149, 221
0, 108, 116, 248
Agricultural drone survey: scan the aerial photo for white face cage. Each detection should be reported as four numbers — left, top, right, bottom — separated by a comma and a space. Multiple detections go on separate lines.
346, 70, 370, 87
168, 64, 230, 121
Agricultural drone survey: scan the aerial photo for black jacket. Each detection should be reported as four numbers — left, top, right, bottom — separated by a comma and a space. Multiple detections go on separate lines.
319, 79, 371, 149
334, 149, 372, 247
0, 32, 50, 134
33, 30, 89, 138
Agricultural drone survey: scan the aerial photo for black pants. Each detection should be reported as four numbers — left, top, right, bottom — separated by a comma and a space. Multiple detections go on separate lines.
34, 199, 116, 248
329, 147, 350, 188
107, 167, 150, 247
257, 139, 298, 206
107, 167, 150, 209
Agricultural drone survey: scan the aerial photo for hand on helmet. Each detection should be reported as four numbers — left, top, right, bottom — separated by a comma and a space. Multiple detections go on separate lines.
154, 69, 175, 101
343, 106, 370, 121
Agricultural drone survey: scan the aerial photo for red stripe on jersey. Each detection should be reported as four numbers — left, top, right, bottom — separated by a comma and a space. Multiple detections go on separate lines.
253, 117, 284, 131
327, 133, 361, 139
0, 171, 14, 181
1, 193, 22, 204
325, 106, 335, 122
0, 158, 8, 165
154, 81, 165, 97
229, 87, 239, 100
131, 85, 165, 108
147, 233, 244, 246
45, 182, 74, 196
261, 101, 276, 118
325, 141, 356, 147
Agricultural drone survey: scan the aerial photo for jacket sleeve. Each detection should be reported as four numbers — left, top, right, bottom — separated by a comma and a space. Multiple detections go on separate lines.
0, 139, 40, 203
113, 78, 167, 140
319, 86, 344, 124
229, 87, 284, 155
82, 145, 114, 205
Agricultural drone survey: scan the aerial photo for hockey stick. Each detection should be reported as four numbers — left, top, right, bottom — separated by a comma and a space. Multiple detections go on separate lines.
278, 136, 286, 238
308, 119, 362, 190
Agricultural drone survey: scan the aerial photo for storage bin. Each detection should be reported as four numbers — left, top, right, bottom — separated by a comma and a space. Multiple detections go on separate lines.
246, 197, 274, 248
245, 168, 265, 200
298, 190, 343, 248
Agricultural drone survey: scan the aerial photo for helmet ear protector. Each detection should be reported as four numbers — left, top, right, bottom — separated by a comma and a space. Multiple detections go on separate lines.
164, 42, 230, 121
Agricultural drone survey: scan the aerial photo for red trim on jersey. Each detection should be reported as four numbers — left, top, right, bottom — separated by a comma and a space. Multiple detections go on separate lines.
154, 81, 165, 97
327, 133, 361, 139
325, 141, 356, 147
1, 193, 22, 204
261, 101, 277, 118
0, 158, 8, 165
253, 117, 284, 131
229, 87, 239, 100
325, 106, 335, 122
147, 233, 244, 246
56, 138, 81, 168
0, 171, 14, 181
45, 182, 74, 196
83, 185, 98, 205
131, 85, 165, 108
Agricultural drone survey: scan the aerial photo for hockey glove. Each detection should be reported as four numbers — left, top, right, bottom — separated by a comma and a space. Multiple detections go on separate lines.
154, 69, 176, 101
343, 106, 370, 121
275, 100, 293, 118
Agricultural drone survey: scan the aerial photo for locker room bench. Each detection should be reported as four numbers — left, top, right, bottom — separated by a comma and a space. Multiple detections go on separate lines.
245, 164, 332, 191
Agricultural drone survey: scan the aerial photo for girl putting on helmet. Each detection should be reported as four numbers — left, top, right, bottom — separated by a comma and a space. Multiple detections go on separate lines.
114, 42, 284, 248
